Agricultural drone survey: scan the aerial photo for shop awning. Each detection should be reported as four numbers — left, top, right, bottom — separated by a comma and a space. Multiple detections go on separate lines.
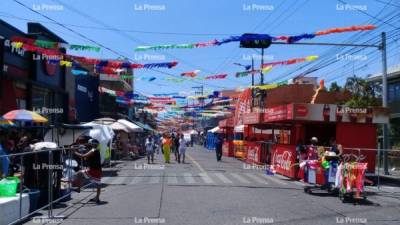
234, 125, 244, 133
117, 119, 143, 132
133, 121, 156, 132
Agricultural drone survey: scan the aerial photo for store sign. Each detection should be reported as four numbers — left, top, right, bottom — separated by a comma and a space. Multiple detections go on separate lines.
295, 105, 308, 117
246, 143, 261, 164
234, 88, 252, 125
292, 104, 387, 124
243, 112, 261, 124
271, 145, 297, 178
273, 150, 292, 171
219, 118, 234, 127
263, 104, 293, 122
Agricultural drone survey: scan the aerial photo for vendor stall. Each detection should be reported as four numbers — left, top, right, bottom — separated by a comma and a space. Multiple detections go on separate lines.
260, 103, 389, 180
218, 118, 234, 157
242, 112, 272, 165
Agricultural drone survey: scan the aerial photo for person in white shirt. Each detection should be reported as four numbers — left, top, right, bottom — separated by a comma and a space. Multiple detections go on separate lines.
145, 136, 155, 164
178, 134, 187, 163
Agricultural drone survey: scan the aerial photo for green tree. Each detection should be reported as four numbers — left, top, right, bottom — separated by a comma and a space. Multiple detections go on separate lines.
329, 82, 342, 92
344, 76, 381, 107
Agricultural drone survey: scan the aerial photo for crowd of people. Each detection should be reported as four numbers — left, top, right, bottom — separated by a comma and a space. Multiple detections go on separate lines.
144, 132, 189, 164
0, 129, 44, 178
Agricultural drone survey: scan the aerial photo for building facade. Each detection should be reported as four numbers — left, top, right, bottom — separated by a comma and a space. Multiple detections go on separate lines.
0, 20, 68, 124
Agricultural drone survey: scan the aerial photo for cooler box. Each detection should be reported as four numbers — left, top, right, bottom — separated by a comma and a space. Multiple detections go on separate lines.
0, 193, 30, 225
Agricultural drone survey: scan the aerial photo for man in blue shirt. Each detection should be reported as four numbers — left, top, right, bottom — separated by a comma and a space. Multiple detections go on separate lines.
0, 135, 10, 177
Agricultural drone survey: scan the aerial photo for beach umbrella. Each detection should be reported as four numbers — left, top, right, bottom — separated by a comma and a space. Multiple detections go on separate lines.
0, 116, 14, 127
3, 109, 48, 123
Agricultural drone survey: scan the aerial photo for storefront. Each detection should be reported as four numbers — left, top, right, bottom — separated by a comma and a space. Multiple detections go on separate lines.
29, 23, 68, 124
261, 103, 389, 179
0, 20, 30, 114
0, 21, 68, 124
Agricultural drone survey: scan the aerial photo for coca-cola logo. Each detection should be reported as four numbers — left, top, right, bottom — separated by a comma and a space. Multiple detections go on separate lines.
247, 147, 258, 161
273, 151, 293, 171
296, 105, 308, 117
341, 153, 366, 162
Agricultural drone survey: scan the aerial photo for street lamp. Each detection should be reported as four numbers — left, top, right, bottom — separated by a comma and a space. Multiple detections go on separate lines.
233, 59, 255, 111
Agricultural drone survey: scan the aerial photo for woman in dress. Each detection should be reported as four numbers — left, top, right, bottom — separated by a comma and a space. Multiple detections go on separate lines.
162, 133, 172, 163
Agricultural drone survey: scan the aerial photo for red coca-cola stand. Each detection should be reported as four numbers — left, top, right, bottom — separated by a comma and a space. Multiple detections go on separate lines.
242, 112, 269, 165
260, 103, 388, 180
219, 118, 235, 157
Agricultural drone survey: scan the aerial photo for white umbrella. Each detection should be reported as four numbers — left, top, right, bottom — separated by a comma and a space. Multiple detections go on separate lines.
109, 121, 130, 132
117, 119, 143, 132
94, 117, 116, 125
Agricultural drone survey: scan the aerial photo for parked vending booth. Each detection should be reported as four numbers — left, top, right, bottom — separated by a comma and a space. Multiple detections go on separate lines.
233, 125, 246, 159
242, 112, 269, 165
219, 118, 235, 157
261, 103, 389, 179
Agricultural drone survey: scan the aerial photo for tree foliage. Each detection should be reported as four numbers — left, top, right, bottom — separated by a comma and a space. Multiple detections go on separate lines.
344, 76, 381, 108
329, 82, 342, 92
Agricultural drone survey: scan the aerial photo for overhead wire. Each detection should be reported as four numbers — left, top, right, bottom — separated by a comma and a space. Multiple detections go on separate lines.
266, 5, 399, 84
11, 0, 229, 91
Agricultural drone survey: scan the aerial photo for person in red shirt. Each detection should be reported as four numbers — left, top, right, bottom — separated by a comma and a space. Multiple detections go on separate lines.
72, 139, 102, 204
307, 137, 319, 160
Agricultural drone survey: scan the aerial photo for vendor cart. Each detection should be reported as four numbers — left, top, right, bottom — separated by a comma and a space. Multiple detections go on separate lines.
336, 162, 368, 203
302, 155, 340, 195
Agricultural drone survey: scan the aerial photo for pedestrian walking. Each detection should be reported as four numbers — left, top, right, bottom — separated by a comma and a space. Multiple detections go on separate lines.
162, 133, 172, 163
215, 134, 223, 161
145, 136, 154, 164
179, 134, 187, 163
173, 133, 180, 162
72, 139, 102, 204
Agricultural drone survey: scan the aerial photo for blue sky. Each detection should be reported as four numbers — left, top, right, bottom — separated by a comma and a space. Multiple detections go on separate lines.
1, 0, 399, 96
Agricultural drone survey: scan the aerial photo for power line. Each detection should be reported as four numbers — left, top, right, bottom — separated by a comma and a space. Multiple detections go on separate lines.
49, 0, 245, 88
373, 0, 400, 8
212, 0, 295, 77
11, 0, 230, 91
271, 3, 398, 82
266, 5, 399, 84
337, 0, 399, 29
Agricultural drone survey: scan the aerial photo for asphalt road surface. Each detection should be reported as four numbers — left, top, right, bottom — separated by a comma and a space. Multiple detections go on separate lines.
25, 145, 400, 225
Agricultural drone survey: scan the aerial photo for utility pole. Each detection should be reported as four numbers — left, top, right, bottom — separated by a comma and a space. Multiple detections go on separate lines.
381, 32, 390, 175
251, 57, 255, 111
260, 48, 264, 85
192, 85, 204, 129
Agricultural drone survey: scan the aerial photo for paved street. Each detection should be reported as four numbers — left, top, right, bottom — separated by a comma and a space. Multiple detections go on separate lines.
25, 145, 400, 225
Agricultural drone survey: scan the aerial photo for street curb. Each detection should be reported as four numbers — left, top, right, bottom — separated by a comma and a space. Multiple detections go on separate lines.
367, 174, 400, 186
